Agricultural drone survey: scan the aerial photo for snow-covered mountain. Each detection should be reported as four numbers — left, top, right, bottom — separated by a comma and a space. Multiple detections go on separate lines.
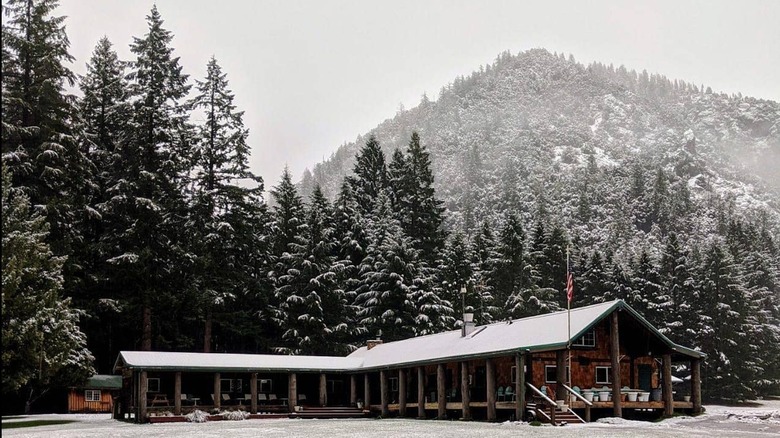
302, 48, 780, 257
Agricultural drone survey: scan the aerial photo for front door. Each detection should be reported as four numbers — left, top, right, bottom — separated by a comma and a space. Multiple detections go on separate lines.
638, 365, 652, 391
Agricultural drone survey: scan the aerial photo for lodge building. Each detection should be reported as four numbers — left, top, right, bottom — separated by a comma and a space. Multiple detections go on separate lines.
113, 300, 704, 425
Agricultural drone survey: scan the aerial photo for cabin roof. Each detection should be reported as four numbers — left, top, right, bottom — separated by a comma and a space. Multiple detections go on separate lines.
114, 300, 703, 373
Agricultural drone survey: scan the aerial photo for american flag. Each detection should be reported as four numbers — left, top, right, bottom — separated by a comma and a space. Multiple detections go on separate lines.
566, 271, 574, 304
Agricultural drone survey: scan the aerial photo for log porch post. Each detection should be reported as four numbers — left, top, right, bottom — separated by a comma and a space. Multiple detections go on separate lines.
417, 367, 425, 418
662, 354, 673, 417
486, 358, 496, 421
461, 361, 471, 420
250, 373, 258, 414
319, 373, 327, 407
364, 373, 371, 409
380, 370, 390, 416
437, 363, 446, 419
610, 311, 622, 417
556, 350, 567, 401
515, 353, 524, 421
288, 373, 297, 413
350, 375, 357, 407
139, 371, 148, 422
692, 358, 702, 414
399, 369, 407, 417
213, 372, 221, 410
174, 371, 182, 415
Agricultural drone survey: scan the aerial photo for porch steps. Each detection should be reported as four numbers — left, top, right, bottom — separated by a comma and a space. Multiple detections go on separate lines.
527, 403, 586, 425
290, 406, 367, 419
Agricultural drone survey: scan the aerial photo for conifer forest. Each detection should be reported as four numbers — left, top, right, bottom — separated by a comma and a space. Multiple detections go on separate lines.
2, 1, 779, 413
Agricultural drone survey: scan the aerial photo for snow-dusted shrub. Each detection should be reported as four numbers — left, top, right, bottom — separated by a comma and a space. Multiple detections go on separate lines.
221, 410, 250, 421
186, 409, 210, 423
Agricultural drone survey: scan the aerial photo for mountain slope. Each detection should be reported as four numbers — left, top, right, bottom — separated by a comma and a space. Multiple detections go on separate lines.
302, 49, 780, 257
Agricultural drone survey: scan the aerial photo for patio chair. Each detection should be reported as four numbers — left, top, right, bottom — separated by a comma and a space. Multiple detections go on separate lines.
497, 386, 505, 401
505, 385, 515, 401
222, 393, 233, 405
258, 393, 268, 404
298, 394, 307, 405
181, 394, 194, 405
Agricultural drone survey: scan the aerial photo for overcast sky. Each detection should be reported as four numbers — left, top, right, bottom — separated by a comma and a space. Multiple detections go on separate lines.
56, 0, 780, 191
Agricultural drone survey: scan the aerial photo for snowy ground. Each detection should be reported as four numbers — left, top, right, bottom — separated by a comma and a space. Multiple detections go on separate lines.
3, 400, 779, 438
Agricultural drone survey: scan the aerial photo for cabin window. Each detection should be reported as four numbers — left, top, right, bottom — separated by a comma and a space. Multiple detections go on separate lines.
545, 365, 570, 383
85, 389, 101, 402
147, 378, 160, 393
221, 378, 243, 393
259, 379, 273, 393
596, 366, 612, 384
390, 377, 399, 392
572, 328, 596, 347
510, 365, 528, 383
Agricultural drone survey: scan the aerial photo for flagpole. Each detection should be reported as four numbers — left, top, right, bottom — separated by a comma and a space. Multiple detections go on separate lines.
567, 245, 572, 389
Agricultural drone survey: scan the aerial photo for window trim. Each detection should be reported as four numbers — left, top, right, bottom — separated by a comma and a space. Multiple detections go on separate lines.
595, 366, 612, 384
259, 379, 273, 393
85, 389, 101, 402
544, 365, 570, 383
389, 377, 399, 392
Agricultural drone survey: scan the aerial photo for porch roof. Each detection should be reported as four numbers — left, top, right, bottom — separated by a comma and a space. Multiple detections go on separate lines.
114, 351, 363, 373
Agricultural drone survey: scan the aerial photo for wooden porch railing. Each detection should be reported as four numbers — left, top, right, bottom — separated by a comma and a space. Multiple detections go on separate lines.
561, 384, 591, 422
526, 382, 557, 425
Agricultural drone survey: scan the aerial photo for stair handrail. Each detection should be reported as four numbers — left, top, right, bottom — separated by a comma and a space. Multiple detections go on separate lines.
561, 384, 593, 407
525, 382, 557, 406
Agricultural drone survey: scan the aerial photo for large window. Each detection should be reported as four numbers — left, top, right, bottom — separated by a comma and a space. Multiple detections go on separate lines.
147, 378, 160, 393
85, 389, 101, 402
596, 366, 612, 384
221, 378, 243, 393
544, 365, 569, 383
572, 328, 596, 347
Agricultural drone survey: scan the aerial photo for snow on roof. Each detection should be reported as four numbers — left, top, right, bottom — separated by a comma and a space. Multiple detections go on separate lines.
115, 300, 702, 373
349, 300, 622, 369
116, 351, 363, 372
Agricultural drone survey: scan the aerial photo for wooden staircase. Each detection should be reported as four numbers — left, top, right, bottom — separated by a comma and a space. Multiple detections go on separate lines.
528, 402, 586, 426
290, 406, 367, 419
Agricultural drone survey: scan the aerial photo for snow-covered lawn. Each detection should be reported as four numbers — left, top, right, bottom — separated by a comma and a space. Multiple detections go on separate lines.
3, 400, 779, 438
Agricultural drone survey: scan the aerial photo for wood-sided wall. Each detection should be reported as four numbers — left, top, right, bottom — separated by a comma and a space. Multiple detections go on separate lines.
68, 389, 114, 413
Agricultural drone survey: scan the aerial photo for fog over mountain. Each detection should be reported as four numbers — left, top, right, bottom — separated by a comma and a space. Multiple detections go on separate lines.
302, 49, 780, 255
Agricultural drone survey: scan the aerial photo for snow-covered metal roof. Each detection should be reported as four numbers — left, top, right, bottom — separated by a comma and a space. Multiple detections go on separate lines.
114, 300, 702, 373
349, 300, 703, 369
115, 351, 364, 373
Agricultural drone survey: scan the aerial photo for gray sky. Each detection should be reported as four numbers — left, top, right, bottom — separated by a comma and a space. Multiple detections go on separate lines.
57, 0, 780, 191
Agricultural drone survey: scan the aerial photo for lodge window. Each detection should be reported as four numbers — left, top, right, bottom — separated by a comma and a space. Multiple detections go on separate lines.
596, 366, 612, 384
544, 365, 569, 383
510, 365, 527, 384
390, 377, 399, 392
259, 379, 273, 393
85, 389, 101, 402
147, 378, 160, 393
572, 328, 596, 347
221, 378, 243, 393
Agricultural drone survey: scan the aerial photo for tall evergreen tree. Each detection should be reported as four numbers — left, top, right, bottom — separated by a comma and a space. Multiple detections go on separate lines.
188, 56, 264, 352
2, 168, 94, 413
100, 6, 192, 350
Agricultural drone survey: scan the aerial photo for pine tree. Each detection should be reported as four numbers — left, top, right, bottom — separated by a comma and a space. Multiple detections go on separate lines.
628, 250, 665, 324
2, 168, 94, 413
347, 135, 387, 217
188, 56, 264, 352
577, 250, 609, 306
2, 0, 94, 292
100, 5, 192, 350
659, 232, 700, 339
353, 192, 419, 341
471, 221, 499, 322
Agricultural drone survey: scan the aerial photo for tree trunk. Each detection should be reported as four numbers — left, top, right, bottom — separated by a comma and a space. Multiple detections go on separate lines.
204, 307, 212, 353
141, 305, 152, 351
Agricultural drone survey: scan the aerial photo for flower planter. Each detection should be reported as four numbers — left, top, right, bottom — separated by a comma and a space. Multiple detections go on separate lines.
582, 391, 594, 402
598, 391, 610, 402
638, 392, 650, 402
683, 395, 691, 402
627, 392, 638, 402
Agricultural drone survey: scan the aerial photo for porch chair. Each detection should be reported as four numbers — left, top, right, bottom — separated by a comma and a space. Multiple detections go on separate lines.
222, 393, 233, 405
258, 393, 268, 404
505, 385, 515, 401
244, 394, 252, 405
181, 394, 194, 405
298, 394, 307, 405
268, 394, 278, 404
496, 386, 505, 401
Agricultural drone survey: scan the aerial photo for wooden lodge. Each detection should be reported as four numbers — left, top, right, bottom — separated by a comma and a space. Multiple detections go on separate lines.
113, 300, 704, 425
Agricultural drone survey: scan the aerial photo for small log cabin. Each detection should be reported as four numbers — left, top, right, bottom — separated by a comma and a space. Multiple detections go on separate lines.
69, 374, 122, 413
114, 300, 704, 425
